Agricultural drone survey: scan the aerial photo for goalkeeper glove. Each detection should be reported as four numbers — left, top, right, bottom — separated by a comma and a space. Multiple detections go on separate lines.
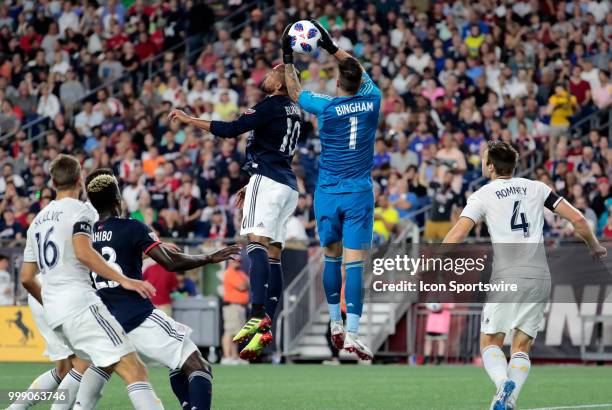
309, 19, 338, 54
281, 24, 294, 64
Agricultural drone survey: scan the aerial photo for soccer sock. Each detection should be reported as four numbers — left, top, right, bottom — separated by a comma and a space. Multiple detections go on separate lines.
74, 366, 110, 410
265, 257, 283, 319
188, 368, 213, 410
7, 368, 61, 409
50, 369, 82, 410
169, 369, 191, 409
323, 256, 343, 322
345, 260, 364, 333
127, 382, 164, 410
247, 242, 270, 318
482, 345, 508, 390
507, 352, 531, 402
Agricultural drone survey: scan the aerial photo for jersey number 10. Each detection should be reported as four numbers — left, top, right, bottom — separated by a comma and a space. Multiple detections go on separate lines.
280, 118, 300, 155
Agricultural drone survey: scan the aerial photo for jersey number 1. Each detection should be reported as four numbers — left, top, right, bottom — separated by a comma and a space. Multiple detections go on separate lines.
349, 116, 358, 149
510, 200, 530, 237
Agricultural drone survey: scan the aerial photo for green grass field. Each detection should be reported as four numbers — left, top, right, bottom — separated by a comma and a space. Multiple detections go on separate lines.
1, 363, 611, 409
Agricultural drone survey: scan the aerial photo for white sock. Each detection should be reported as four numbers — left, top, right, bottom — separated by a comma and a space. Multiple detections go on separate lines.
51, 369, 82, 410
507, 352, 531, 402
127, 382, 164, 410
74, 366, 110, 410
7, 368, 62, 409
482, 345, 508, 389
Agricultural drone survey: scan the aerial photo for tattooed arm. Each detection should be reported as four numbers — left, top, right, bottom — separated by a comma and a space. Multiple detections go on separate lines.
284, 64, 302, 103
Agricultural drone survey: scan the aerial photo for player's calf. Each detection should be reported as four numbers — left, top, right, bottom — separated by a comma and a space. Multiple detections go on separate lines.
50, 356, 90, 410
179, 351, 213, 410
112, 352, 164, 410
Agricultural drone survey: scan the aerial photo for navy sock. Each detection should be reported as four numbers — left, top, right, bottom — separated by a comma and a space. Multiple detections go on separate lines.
247, 242, 270, 317
323, 255, 343, 322
345, 260, 364, 333
169, 369, 190, 409
265, 258, 283, 319
188, 368, 213, 410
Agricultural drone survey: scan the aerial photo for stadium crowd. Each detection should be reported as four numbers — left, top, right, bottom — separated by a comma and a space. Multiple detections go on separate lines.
0, 0, 611, 256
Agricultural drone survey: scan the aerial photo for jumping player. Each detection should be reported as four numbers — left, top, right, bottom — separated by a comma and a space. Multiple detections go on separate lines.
168, 65, 302, 359
282, 20, 382, 360
19, 154, 163, 410
84, 168, 240, 410
443, 141, 607, 409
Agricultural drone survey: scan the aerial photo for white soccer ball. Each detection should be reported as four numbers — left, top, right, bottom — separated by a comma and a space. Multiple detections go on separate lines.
426, 302, 442, 312
288, 20, 321, 55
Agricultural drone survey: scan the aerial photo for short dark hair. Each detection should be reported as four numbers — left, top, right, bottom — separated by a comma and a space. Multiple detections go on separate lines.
49, 154, 82, 191
486, 141, 519, 176
0, 253, 8, 262
85, 168, 121, 214
338, 57, 363, 94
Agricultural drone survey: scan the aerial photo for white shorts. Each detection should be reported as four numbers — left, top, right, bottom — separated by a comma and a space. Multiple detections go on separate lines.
240, 174, 299, 245
28, 295, 73, 361
481, 277, 550, 338
127, 309, 198, 370
54, 302, 135, 368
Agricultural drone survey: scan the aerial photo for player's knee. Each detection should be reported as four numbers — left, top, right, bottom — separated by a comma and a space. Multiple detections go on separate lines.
268, 243, 282, 260
248, 234, 270, 247
325, 241, 343, 258
181, 350, 211, 377
56, 358, 73, 379
117, 353, 148, 383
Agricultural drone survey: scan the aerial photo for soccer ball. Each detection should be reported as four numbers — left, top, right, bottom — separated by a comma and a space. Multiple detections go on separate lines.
288, 20, 321, 55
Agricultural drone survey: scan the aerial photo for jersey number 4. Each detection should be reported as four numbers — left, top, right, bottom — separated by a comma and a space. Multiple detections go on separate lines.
92, 246, 122, 289
510, 200, 530, 237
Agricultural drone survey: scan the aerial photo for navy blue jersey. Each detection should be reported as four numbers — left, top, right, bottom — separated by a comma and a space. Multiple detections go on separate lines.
210, 95, 301, 191
91, 217, 161, 333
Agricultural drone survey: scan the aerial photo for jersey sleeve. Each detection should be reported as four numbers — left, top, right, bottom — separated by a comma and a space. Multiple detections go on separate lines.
297, 90, 333, 115
209, 104, 269, 138
538, 181, 563, 211
358, 71, 381, 97
132, 221, 161, 255
23, 227, 37, 263
72, 202, 98, 237
460, 192, 486, 224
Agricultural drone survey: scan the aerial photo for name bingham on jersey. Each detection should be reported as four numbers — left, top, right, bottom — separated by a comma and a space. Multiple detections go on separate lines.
495, 186, 528, 199
334, 101, 375, 116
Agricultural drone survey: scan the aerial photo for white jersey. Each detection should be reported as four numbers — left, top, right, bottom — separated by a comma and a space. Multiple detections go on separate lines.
23, 198, 100, 329
461, 177, 562, 279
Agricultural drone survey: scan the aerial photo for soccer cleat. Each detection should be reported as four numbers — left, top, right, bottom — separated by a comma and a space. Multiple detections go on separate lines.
232, 315, 272, 344
239, 330, 273, 361
343, 332, 373, 361
490, 379, 516, 410
330, 321, 345, 350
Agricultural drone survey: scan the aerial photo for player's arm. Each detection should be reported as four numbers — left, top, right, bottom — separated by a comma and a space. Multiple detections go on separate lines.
147, 243, 241, 271
442, 217, 475, 244
169, 107, 266, 138
554, 198, 607, 258
20, 262, 42, 304
72, 228, 156, 299
309, 19, 352, 61
281, 24, 304, 102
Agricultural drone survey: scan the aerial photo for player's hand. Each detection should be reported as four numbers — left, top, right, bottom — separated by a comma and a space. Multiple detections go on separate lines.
168, 108, 190, 124
122, 278, 157, 299
591, 244, 607, 260
235, 186, 247, 209
309, 19, 338, 54
281, 24, 294, 64
208, 245, 242, 264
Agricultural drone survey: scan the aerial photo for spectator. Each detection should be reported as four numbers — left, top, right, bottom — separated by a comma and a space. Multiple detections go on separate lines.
142, 259, 178, 317
175, 271, 198, 297
423, 172, 462, 241
373, 194, 399, 243
36, 83, 61, 120
0, 254, 11, 305
221, 259, 249, 365
424, 303, 454, 365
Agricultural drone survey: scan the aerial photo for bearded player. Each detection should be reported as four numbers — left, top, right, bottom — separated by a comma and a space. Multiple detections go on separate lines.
443, 141, 607, 409
168, 65, 302, 359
